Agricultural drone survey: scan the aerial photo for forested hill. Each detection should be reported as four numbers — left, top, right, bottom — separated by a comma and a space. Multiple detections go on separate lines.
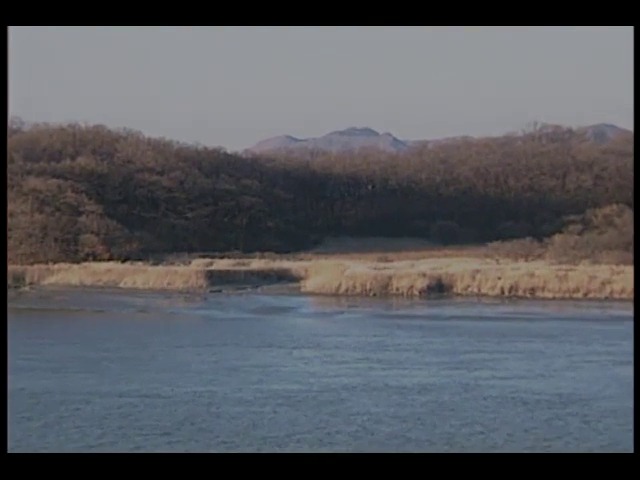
7, 120, 634, 264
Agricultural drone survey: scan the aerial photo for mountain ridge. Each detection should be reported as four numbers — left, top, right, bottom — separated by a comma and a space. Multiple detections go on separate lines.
246, 123, 632, 155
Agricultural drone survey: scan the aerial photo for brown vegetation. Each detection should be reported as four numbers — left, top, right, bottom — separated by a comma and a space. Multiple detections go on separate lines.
486, 203, 633, 265
299, 258, 633, 300
8, 119, 633, 265
7, 254, 633, 300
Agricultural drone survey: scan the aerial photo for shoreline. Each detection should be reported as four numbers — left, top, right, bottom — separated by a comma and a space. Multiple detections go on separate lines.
8, 256, 634, 301
8, 286, 635, 308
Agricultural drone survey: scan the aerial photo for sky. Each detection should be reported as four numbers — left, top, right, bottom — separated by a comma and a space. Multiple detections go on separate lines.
9, 26, 634, 151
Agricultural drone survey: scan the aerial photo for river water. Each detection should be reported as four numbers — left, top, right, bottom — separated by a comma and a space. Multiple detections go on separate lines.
7, 288, 634, 452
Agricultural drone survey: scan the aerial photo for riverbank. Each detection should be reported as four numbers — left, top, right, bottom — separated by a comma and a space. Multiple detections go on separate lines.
7, 254, 634, 301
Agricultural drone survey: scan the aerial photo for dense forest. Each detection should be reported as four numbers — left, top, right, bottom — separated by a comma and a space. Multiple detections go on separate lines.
7, 118, 634, 264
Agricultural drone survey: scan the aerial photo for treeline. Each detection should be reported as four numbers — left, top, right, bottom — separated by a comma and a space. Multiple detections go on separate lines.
7, 119, 634, 264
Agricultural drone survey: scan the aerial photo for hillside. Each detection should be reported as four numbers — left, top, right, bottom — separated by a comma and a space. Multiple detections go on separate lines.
7, 119, 634, 265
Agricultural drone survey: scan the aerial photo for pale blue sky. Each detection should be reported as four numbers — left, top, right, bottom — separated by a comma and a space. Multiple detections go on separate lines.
9, 26, 633, 151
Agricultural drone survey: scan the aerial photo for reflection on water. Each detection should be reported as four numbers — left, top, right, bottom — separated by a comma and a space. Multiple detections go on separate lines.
306, 294, 632, 322
10, 286, 633, 319
8, 288, 634, 452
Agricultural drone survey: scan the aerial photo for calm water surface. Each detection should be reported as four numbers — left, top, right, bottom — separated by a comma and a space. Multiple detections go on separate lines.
7, 288, 634, 452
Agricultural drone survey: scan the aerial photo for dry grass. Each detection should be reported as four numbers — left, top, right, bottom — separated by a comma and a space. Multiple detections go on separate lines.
300, 258, 633, 300
8, 262, 212, 291
7, 260, 307, 292
8, 253, 633, 301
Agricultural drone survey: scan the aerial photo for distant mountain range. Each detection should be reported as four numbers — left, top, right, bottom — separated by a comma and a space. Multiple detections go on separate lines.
246, 123, 632, 155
